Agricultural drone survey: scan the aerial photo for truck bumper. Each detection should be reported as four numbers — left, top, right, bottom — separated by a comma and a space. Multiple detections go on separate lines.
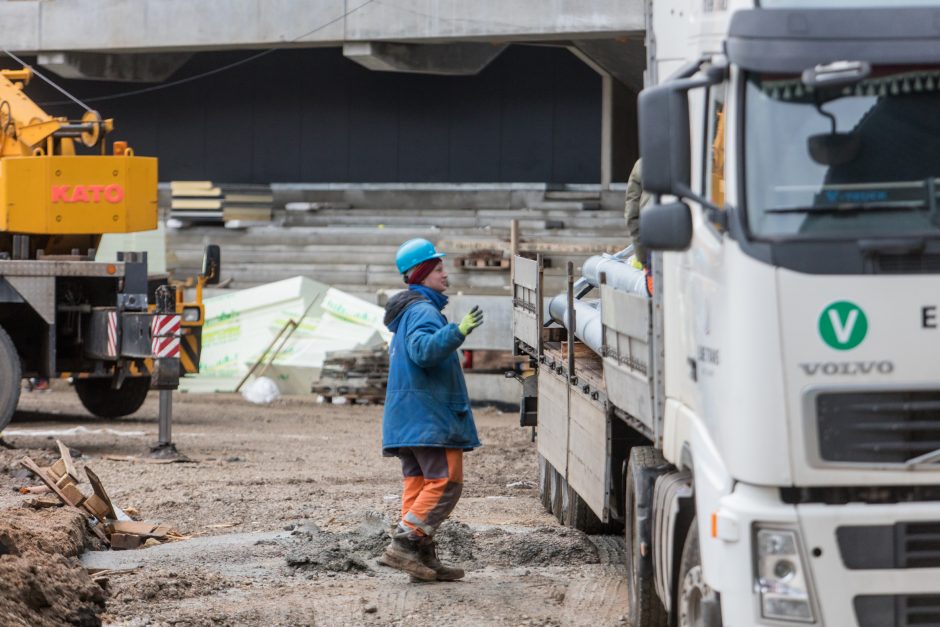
708, 483, 940, 626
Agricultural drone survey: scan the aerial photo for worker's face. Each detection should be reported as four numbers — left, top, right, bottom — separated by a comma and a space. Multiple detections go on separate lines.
421, 260, 448, 293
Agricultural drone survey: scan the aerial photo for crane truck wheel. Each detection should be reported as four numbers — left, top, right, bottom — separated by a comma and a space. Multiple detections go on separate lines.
624, 446, 668, 627
677, 520, 722, 627
0, 326, 21, 431
74, 378, 150, 419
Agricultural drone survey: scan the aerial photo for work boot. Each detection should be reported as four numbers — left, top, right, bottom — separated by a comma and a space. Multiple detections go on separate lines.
417, 536, 464, 581
377, 536, 437, 581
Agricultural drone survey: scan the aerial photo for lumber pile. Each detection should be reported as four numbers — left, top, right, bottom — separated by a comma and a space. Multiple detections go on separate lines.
169, 181, 274, 227
311, 347, 389, 405
453, 249, 509, 270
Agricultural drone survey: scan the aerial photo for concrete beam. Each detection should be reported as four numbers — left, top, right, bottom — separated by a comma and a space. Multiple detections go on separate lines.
38, 52, 192, 83
2, 0, 644, 54
343, 42, 505, 75
572, 36, 646, 92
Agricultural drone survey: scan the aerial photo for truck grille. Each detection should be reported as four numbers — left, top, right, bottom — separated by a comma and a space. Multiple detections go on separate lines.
816, 391, 940, 465
875, 254, 940, 274
838, 523, 940, 569
856, 595, 940, 627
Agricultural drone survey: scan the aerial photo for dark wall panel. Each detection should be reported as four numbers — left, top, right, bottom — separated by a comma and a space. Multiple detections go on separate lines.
499, 46, 555, 182
299, 52, 350, 181
398, 76, 450, 182
20, 44, 601, 184
448, 71, 502, 182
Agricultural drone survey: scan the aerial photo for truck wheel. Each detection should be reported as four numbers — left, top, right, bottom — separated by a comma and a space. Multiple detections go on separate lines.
564, 484, 607, 534
0, 327, 21, 431
625, 446, 668, 627
74, 378, 150, 418
551, 466, 568, 524
538, 453, 553, 512
677, 521, 722, 627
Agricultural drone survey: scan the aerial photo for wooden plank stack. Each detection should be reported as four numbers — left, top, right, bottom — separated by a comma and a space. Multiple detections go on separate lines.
169, 181, 274, 227
453, 249, 509, 270
311, 347, 389, 405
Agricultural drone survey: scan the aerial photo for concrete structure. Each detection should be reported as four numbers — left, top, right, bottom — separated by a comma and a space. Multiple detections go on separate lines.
0, 1, 644, 186
1, 1, 643, 52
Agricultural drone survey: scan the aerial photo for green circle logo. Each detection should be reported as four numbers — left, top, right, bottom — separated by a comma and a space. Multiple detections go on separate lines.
819, 301, 867, 350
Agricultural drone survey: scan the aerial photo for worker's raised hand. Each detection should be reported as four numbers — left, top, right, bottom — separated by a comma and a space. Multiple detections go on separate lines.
458, 306, 484, 336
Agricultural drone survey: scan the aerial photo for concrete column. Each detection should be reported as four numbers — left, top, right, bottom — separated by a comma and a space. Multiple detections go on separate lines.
572, 46, 639, 186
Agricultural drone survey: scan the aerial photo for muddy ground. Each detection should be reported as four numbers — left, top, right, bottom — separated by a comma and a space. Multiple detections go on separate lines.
0, 386, 626, 626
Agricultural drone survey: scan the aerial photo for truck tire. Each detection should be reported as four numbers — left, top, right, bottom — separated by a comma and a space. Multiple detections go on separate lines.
538, 453, 553, 512
564, 483, 607, 534
550, 465, 567, 523
75, 378, 150, 419
625, 446, 668, 627
0, 327, 21, 431
677, 520, 722, 627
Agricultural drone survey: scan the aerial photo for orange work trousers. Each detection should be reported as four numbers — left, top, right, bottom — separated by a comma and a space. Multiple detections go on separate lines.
397, 447, 463, 538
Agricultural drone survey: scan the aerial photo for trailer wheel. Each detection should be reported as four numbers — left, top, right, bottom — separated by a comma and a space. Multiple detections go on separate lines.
625, 446, 668, 627
550, 465, 567, 523
538, 453, 553, 512
677, 520, 722, 627
564, 484, 607, 534
74, 378, 150, 418
0, 326, 21, 430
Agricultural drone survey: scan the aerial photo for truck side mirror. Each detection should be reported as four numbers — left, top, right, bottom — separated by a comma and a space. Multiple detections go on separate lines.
639, 201, 693, 251
201, 244, 221, 285
639, 82, 694, 195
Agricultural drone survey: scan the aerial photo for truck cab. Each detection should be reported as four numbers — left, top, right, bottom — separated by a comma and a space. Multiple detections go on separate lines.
640, 2, 940, 625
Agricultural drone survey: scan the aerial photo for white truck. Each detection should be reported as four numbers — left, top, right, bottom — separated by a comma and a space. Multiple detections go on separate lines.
512, 1, 940, 625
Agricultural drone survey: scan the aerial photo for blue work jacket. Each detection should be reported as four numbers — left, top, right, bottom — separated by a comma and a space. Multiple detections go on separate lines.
382, 285, 481, 455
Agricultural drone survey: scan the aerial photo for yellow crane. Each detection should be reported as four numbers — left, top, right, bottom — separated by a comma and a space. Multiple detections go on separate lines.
0, 65, 218, 430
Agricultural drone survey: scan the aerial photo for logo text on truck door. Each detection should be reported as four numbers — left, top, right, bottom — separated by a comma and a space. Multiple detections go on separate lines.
819, 301, 867, 350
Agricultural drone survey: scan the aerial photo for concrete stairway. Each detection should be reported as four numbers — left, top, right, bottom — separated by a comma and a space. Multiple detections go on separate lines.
166, 190, 630, 301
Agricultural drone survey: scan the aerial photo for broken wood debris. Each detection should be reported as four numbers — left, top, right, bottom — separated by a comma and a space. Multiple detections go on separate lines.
312, 347, 389, 405
18, 440, 182, 551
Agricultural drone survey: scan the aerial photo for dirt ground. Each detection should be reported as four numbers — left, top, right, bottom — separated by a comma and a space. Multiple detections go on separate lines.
0, 385, 627, 626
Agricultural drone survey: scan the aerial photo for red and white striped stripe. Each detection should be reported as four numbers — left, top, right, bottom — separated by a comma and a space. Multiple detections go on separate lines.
153, 336, 181, 358
151, 314, 180, 338
107, 311, 118, 357
151, 313, 181, 358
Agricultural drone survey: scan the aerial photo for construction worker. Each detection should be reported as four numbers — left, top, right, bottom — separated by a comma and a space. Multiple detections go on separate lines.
378, 238, 484, 582
624, 157, 652, 269
624, 158, 655, 295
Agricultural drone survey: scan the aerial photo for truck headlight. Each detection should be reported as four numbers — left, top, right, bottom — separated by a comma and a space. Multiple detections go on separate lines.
755, 528, 815, 623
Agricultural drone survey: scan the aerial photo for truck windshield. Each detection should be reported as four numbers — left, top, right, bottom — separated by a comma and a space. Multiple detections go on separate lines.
743, 68, 940, 239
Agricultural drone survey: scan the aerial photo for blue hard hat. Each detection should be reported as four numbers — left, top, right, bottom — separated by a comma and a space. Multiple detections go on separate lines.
395, 238, 445, 274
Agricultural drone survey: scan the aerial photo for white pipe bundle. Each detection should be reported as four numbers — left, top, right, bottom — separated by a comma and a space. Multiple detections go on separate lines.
547, 296, 604, 354
547, 252, 648, 356
581, 255, 648, 295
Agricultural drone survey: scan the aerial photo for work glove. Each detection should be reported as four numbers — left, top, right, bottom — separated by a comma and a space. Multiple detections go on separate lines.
628, 255, 644, 270
458, 306, 484, 336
